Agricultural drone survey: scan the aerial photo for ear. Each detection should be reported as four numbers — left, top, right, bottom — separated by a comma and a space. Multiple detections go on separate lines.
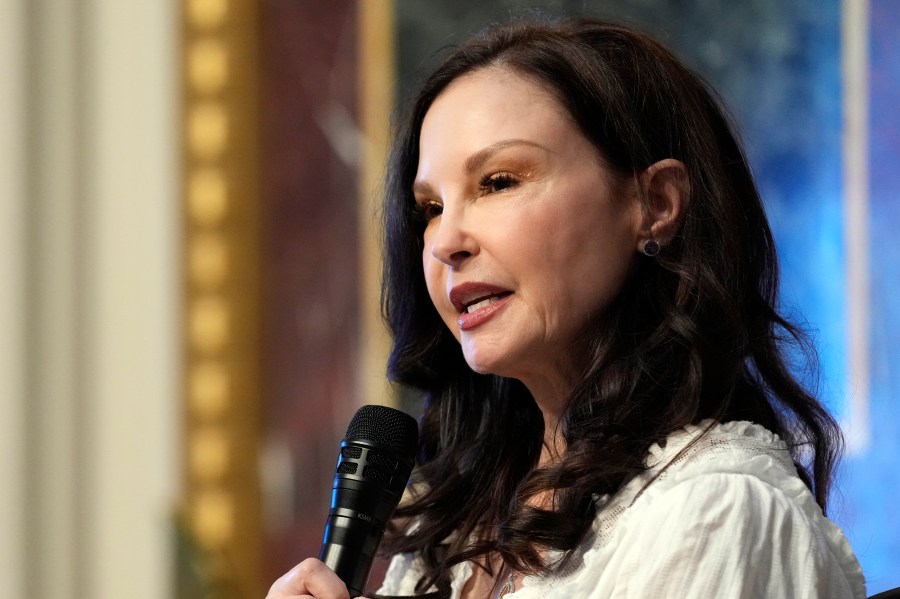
636, 159, 690, 251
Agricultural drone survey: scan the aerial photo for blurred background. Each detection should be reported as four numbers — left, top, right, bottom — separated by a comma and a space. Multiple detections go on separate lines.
1, 0, 897, 597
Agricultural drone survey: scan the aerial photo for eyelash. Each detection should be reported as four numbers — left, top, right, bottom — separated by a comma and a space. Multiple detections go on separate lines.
414, 200, 443, 222
479, 172, 519, 194
413, 172, 521, 222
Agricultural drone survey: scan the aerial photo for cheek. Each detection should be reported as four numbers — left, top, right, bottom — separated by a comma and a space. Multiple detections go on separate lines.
422, 252, 440, 303
422, 253, 458, 331
517, 205, 637, 308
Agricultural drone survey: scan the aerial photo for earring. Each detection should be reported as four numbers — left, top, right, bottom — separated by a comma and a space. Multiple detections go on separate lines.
642, 238, 660, 257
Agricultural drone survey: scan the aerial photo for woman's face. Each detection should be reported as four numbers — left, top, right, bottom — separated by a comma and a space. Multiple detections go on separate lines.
414, 67, 644, 399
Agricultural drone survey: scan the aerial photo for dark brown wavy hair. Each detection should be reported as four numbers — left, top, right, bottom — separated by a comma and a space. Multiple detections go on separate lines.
378, 17, 842, 597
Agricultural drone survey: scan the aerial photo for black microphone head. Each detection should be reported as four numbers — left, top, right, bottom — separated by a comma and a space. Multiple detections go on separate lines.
345, 404, 418, 459
320, 405, 418, 596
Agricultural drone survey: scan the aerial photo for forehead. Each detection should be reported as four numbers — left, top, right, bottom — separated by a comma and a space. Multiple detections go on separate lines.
418, 67, 578, 159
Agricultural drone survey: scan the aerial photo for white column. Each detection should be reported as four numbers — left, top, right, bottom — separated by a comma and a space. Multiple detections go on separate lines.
25, 0, 84, 595
79, 0, 180, 597
0, 0, 27, 595
4, 0, 181, 596
841, 0, 871, 455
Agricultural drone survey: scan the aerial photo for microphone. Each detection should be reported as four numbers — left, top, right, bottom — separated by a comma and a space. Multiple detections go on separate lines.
319, 404, 418, 597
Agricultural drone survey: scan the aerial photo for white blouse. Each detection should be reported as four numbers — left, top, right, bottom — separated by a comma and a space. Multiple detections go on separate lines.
377, 420, 866, 598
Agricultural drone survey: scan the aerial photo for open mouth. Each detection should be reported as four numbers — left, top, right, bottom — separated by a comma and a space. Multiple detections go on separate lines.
449, 283, 514, 320
462, 292, 512, 314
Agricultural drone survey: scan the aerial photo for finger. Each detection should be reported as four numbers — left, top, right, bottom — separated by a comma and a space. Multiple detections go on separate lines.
268, 558, 349, 599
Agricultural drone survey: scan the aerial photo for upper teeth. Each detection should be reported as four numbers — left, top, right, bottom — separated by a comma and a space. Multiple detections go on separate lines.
466, 297, 496, 313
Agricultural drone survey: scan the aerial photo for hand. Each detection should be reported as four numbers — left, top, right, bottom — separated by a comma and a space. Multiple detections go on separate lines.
266, 558, 371, 599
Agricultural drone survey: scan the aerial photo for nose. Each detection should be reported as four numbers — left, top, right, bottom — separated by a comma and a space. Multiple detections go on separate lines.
428, 204, 478, 267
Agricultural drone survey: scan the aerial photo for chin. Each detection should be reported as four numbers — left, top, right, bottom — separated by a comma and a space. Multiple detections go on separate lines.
461, 346, 514, 378
462, 353, 492, 375
460, 344, 489, 371
466, 362, 498, 376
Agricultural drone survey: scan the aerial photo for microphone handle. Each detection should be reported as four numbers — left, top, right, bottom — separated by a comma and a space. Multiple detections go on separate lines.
319, 474, 400, 597
319, 512, 383, 597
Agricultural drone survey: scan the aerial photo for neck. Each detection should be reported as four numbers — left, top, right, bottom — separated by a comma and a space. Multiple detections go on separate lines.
518, 371, 570, 465
531, 389, 567, 467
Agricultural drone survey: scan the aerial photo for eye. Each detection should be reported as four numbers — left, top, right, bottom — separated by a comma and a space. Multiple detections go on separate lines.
479, 172, 519, 194
413, 200, 443, 222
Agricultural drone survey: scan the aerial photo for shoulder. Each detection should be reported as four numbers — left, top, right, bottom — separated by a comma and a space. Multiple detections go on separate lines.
645, 419, 797, 476
583, 420, 866, 598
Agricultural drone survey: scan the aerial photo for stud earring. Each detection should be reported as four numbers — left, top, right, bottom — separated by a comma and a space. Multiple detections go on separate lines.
642, 238, 660, 257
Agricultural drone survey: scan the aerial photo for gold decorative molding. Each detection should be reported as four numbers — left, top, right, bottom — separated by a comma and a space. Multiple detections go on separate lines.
181, 0, 262, 595
358, 0, 396, 407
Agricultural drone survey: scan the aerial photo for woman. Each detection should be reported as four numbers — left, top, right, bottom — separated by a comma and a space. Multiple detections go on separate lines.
268, 18, 865, 598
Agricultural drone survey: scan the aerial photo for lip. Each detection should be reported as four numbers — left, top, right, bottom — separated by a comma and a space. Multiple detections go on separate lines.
449, 282, 513, 331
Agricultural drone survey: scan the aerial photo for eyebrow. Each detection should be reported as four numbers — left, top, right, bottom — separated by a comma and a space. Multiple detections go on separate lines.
463, 138, 545, 174
413, 138, 547, 198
